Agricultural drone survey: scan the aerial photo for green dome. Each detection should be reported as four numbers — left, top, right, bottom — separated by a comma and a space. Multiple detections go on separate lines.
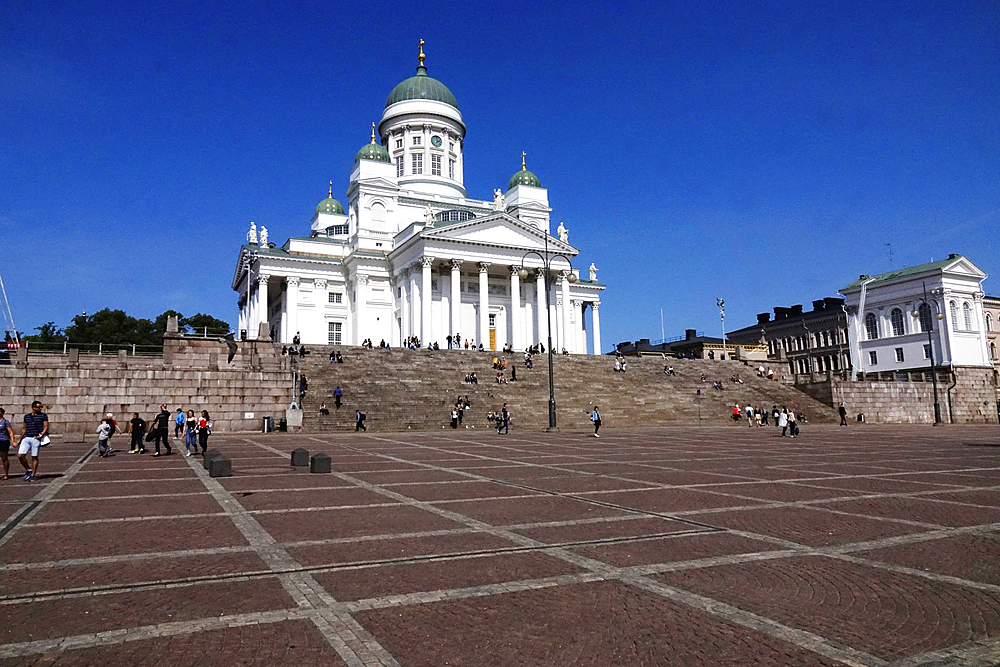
315, 193, 344, 216
355, 139, 392, 164
509, 166, 541, 189
385, 65, 459, 109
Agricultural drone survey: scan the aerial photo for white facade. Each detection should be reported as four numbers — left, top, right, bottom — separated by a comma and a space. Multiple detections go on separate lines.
840, 254, 992, 377
232, 50, 605, 354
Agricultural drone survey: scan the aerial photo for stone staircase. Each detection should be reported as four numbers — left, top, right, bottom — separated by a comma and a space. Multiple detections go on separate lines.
293, 347, 839, 432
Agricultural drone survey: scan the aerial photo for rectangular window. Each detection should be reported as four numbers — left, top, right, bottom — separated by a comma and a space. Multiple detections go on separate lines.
328, 322, 342, 345
923, 344, 931, 359
396, 156, 404, 177
488, 313, 496, 328
869, 350, 878, 366
895, 347, 904, 362
412, 136, 421, 146
412, 153, 423, 175
449, 142, 454, 152
395, 138, 403, 149
328, 292, 342, 304
431, 154, 442, 176
448, 159, 454, 179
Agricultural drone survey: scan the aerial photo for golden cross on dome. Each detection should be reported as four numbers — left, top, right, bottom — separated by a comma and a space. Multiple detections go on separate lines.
371, 121, 377, 143
418, 39, 425, 67
521, 151, 527, 170
328, 181, 333, 197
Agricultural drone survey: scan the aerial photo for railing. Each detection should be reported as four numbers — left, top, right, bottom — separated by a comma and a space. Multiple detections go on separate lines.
22, 341, 164, 356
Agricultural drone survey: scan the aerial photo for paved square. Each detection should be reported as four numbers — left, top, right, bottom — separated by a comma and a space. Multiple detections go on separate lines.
2, 424, 1000, 666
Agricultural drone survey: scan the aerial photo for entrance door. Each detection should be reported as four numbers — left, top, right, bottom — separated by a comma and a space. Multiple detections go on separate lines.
489, 328, 496, 350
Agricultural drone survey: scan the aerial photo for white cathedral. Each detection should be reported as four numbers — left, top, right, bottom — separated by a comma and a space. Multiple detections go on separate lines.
232, 44, 605, 354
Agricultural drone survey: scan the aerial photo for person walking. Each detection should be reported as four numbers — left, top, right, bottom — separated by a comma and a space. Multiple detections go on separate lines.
498, 403, 510, 435
174, 409, 186, 439
787, 409, 798, 438
355, 409, 367, 432
778, 407, 789, 437
196, 411, 212, 454
745, 405, 754, 427
591, 405, 602, 437
17, 400, 48, 482
0, 407, 13, 479
151, 404, 172, 456
334, 386, 343, 409
450, 408, 459, 429
127, 412, 147, 454
96, 417, 112, 457
183, 409, 198, 456
838, 404, 848, 426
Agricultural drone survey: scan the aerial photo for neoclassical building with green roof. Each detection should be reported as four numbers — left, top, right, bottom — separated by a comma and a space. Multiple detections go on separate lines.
233, 43, 605, 353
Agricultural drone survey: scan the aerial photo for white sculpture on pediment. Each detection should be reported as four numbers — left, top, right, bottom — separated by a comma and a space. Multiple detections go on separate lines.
557, 221, 568, 243
493, 189, 505, 211
424, 205, 435, 227
589, 263, 597, 281
259, 226, 268, 246
247, 221, 258, 245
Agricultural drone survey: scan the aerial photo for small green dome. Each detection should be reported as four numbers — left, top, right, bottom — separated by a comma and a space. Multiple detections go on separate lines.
316, 184, 344, 216
385, 65, 459, 109
355, 139, 392, 164
509, 166, 541, 189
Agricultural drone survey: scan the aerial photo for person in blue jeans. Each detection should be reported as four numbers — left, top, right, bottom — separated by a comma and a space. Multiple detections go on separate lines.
497, 403, 510, 435
183, 409, 198, 456
0, 407, 13, 479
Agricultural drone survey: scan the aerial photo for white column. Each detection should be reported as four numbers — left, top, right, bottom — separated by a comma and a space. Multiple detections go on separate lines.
421, 257, 433, 345
238, 295, 246, 340
256, 274, 270, 339
286, 277, 299, 344
560, 271, 571, 353
939, 293, 953, 365
355, 275, 367, 345
536, 271, 547, 347
410, 266, 420, 342
450, 259, 462, 344
524, 288, 534, 349
592, 302, 602, 356
399, 270, 409, 341
509, 265, 521, 352
578, 300, 587, 354
478, 262, 490, 349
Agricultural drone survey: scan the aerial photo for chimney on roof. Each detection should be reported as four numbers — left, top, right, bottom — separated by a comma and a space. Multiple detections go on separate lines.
812, 300, 826, 311
791, 305, 803, 315
774, 307, 791, 319
686, 329, 697, 340
757, 313, 770, 324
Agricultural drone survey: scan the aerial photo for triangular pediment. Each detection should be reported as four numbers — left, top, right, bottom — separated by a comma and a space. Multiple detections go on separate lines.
943, 256, 987, 280
421, 213, 575, 253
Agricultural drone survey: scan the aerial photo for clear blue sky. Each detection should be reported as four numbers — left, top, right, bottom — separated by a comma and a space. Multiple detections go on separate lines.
2, 0, 997, 350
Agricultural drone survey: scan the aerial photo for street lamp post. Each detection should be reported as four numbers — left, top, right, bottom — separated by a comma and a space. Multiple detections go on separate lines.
911, 281, 944, 424
519, 232, 576, 429
717, 298, 726, 360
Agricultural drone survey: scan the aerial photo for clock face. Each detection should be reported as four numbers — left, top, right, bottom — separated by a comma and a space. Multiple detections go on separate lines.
431, 135, 442, 147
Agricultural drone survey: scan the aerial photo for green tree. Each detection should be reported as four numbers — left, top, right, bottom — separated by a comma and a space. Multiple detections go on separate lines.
64, 309, 159, 346
25, 322, 66, 343
183, 313, 231, 336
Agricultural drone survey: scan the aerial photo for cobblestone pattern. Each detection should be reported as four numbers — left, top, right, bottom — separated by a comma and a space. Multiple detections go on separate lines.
2, 425, 1000, 665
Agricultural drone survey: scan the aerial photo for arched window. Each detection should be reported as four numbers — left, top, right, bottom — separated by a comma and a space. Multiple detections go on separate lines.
890, 308, 905, 336
370, 202, 386, 232
991, 342, 997, 360
918, 302, 933, 333
865, 313, 879, 340
987, 313, 993, 332
950, 301, 958, 329
963, 302, 973, 330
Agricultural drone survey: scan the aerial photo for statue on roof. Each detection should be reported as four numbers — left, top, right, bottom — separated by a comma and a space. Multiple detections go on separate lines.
589, 263, 597, 281
247, 221, 258, 245
424, 205, 435, 227
557, 221, 568, 243
259, 226, 268, 246
493, 189, 506, 211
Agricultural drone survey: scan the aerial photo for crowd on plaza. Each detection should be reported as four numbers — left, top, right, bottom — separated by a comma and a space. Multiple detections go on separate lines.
97, 404, 213, 458
731, 404, 803, 436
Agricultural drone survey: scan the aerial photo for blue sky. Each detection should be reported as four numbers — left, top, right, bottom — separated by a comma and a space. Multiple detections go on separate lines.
2, 0, 997, 351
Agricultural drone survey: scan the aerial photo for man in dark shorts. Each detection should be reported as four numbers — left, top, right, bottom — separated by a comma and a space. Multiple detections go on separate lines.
151, 405, 172, 456
0, 407, 13, 479
18, 401, 48, 482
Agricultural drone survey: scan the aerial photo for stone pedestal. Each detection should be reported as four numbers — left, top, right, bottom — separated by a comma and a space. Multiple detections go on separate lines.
310, 453, 331, 473
209, 457, 232, 477
287, 408, 303, 429
203, 449, 222, 470
291, 448, 309, 466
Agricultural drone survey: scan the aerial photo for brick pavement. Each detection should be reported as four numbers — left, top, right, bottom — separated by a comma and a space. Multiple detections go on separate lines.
1, 424, 1000, 665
